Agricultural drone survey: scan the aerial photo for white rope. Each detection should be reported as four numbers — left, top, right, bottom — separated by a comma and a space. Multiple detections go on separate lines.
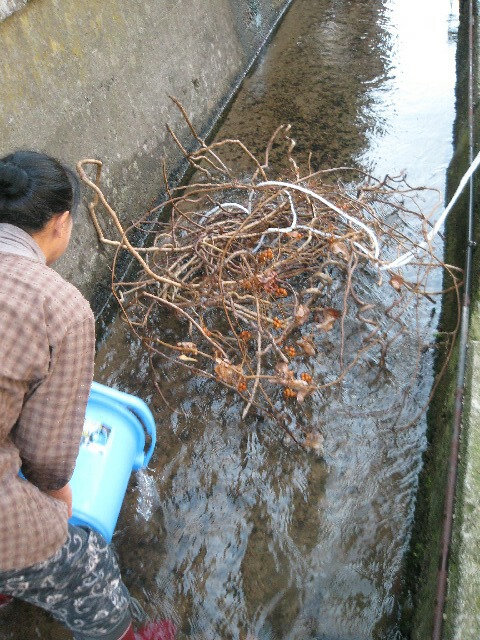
200, 183, 378, 259
195, 152, 480, 273
381, 150, 480, 270
256, 180, 380, 259
252, 191, 297, 252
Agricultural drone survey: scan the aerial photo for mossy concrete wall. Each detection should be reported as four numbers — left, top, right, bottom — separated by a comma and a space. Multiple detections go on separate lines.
400, 0, 480, 637
447, 341, 480, 638
0, 0, 291, 315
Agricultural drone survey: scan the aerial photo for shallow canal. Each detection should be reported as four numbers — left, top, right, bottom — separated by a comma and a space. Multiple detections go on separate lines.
93, 0, 458, 640
1, 1, 458, 639
95, 1, 459, 640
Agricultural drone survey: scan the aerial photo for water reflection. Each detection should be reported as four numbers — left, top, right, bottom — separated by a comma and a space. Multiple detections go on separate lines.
98, 0, 458, 638
360, 0, 459, 186
215, 0, 393, 173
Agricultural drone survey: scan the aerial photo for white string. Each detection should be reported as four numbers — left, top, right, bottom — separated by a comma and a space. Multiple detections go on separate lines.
256, 180, 380, 259
252, 191, 297, 253
200, 183, 378, 259
194, 152, 480, 272
381, 150, 480, 270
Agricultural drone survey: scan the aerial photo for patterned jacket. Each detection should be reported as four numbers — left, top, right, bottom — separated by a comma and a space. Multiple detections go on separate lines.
0, 224, 95, 571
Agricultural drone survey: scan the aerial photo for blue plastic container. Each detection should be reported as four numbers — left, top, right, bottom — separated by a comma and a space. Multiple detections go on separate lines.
69, 382, 156, 542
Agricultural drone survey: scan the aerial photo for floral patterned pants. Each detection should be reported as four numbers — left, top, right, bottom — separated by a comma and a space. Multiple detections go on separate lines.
0, 525, 131, 639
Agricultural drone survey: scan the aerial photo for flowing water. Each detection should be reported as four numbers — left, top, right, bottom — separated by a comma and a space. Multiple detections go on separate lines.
99, 2, 457, 640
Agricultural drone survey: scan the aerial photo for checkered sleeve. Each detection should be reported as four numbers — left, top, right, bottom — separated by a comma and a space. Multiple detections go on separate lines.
11, 314, 95, 491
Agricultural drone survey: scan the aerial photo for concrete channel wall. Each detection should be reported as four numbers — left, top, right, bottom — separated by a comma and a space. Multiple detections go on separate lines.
444, 1, 480, 634
402, 1, 480, 638
0, 0, 291, 315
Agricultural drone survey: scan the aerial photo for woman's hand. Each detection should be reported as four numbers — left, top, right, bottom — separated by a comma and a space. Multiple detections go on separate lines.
46, 483, 73, 518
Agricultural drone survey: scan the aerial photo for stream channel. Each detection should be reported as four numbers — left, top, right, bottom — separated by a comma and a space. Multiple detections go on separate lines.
97, 1, 458, 640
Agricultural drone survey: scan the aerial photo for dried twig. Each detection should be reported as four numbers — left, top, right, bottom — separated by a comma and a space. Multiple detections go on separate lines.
77, 103, 461, 444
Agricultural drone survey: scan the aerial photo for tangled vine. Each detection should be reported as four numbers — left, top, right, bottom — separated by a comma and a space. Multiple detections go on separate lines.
77, 100, 461, 443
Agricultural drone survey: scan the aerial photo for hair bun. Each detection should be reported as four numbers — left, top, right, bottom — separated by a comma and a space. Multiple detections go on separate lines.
0, 161, 30, 198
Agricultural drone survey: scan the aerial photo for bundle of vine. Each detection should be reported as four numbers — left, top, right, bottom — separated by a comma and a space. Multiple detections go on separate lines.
77, 105, 460, 438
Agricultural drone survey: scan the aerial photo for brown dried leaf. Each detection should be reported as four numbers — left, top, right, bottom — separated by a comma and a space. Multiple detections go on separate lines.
325, 308, 341, 319
288, 379, 309, 391
331, 241, 350, 260
389, 274, 404, 291
296, 335, 316, 356
286, 379, 315, 402
257, 269, 279, 292
214, 358, 240, 385
315, 307, 341, 332
275, 362, 294, 379
294, 304, 310, 326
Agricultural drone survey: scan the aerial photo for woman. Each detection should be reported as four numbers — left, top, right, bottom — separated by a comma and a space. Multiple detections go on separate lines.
0, 151, 167, 640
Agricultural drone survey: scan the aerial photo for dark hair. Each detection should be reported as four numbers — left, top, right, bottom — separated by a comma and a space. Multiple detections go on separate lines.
0, 150, 80, 232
